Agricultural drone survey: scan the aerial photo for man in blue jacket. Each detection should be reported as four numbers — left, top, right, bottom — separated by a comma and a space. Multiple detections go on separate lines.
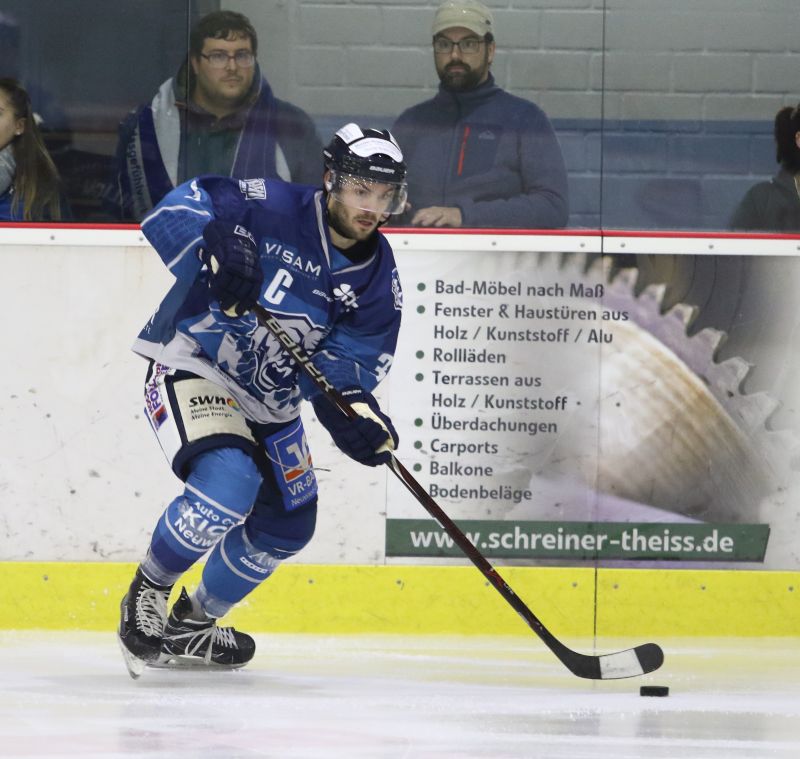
392, 0, 568, 229
113, 10, 322, 221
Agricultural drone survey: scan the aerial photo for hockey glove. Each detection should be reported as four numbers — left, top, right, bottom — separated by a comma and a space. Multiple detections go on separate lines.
201, 220, 263, 317
313, 389, 398, 467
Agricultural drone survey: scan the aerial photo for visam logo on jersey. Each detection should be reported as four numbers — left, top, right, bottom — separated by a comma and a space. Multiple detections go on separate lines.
263, 238, 322, 279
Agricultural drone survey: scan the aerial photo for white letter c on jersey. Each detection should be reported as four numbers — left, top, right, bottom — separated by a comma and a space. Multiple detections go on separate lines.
264, 269, 293, 305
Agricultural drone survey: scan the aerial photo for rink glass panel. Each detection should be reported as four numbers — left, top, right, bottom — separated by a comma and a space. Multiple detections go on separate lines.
3, 1, 798, 229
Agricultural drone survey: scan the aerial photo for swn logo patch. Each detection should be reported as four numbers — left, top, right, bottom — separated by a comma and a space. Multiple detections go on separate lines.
189, 395, 240, 409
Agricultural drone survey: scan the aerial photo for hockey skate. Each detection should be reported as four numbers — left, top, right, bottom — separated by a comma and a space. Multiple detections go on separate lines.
154, 587, 256, 670
117, 568, 172, 679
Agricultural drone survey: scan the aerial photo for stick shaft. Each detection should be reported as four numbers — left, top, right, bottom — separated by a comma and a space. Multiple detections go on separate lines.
253, 304, 661, 679
254, 306, 568, 646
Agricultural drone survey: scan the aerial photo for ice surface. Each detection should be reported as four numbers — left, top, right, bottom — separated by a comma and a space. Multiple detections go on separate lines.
0, 633, 797, 758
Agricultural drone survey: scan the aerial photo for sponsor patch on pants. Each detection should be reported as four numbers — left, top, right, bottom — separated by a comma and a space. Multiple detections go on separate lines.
263, 419, 317, 510
172, 378, 255, 443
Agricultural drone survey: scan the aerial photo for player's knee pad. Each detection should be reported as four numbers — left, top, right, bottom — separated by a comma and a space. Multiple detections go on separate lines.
159, 447, 262, 559
216, 522, 285, 587
245, 499, 318, 560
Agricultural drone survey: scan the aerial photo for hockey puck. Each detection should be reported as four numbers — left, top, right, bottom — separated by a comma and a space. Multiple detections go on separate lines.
639, 685, 669, 697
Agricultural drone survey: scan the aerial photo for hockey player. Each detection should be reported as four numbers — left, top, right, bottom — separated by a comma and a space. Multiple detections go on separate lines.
118, 123, 408, 676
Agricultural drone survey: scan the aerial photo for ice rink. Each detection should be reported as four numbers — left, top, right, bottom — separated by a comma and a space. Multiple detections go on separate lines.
0, 633, 797, 758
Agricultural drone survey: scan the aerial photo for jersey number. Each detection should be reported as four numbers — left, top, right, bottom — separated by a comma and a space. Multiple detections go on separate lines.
375, 353, 393, 382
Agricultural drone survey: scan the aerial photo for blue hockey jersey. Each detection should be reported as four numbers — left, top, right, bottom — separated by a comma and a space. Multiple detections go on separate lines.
133, 176, 403, 424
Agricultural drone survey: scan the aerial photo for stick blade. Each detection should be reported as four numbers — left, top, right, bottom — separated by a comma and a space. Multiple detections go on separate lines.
597, 642, 664, 680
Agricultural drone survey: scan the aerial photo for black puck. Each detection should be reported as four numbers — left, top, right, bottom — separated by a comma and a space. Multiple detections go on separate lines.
639, 685, 669, 697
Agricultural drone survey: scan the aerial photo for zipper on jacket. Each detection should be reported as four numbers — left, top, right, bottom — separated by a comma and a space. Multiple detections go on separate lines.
457, 125, 470, 176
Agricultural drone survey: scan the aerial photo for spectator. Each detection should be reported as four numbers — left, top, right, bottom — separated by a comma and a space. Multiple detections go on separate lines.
731, 104, 800, 232
0, 13, 72, 157
0, 77, 65, 221
392, 0, 568, 229
113, 10, 322, 221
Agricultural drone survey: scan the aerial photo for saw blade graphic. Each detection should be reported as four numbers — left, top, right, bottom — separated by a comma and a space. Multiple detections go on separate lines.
607, 266, 796, 457
506, 252, 800, 529
600, 253, 800, 567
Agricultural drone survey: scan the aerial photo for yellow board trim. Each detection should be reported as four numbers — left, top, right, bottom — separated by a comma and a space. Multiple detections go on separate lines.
0, 562, 797, 636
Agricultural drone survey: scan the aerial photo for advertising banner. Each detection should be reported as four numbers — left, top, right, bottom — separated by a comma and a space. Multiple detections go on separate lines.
2, 231, 798, 569
386, 240, 800, 569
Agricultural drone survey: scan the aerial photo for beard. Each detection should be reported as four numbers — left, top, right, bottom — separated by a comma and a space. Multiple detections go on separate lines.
195, 74, 252, 109
327, 200, 379, 243
438, 61, 486, 92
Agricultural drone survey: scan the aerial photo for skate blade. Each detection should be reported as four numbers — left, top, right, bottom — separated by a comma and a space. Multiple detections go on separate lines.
150, 652, 248, 671
117, 635, 147, 680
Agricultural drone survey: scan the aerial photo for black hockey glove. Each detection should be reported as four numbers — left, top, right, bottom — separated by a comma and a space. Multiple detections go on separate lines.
201, 220, 263, 317
313, 389, 398, 467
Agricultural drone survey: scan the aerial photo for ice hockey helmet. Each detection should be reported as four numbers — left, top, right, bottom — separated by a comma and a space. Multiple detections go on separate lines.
323, 123, 407, 184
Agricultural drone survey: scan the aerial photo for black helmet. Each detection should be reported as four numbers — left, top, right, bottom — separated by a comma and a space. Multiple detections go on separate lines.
323, 123, 408, 217
324, 123, 407, 183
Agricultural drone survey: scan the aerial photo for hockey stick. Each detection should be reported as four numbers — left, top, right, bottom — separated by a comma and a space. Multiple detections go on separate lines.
254, 304, 664, 680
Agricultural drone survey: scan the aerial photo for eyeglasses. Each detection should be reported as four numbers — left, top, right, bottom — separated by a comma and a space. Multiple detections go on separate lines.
199, 51, 255, 69
433, 36, 486, 55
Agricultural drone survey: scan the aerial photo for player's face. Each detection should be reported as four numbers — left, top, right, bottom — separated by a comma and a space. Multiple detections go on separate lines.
0, 90, 24, 151
434, 27, 495, 92
327, 192, 383, 244
326, 172, 400, 243
191, 34, 256, 109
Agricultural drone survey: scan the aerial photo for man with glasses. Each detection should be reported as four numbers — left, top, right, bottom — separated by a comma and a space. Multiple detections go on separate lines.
114, 10, 321, 221
393, 0, 568, 229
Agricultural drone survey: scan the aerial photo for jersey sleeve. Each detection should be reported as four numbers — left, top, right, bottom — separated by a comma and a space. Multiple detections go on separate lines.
140, 175, 246, 281
302, 255, 403, 397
